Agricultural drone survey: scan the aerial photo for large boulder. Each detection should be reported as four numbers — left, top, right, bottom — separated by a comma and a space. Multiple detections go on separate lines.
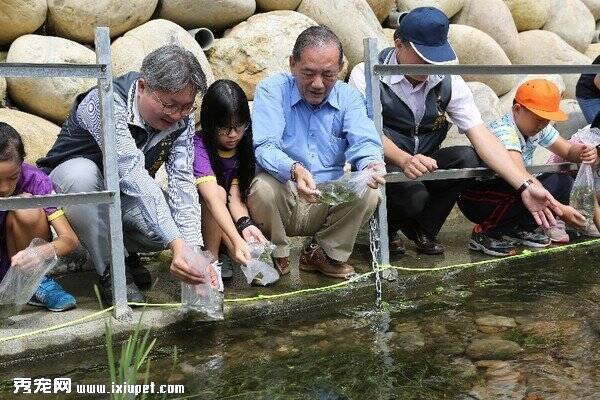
452, 0, 520, 62
448, 24, 515, 96
396, 0, 465, 18
6, 35, 96, 124
256, 0, 301, 10
466, 82, 502, 124
208, 11, 349, 100
297, 0, 388, 70
0, 0, 46, 46
499, 74, 566, 113
46, 0, 158, 44
582, 0, 600, 20
158, 0, 256, 31
504, 0, 552, 32
366, 0, 396, 22
0, 108, 60, 164
0, 78, 6, 108
512, 30, 591, 99
543, 0, 595, 53
586, 42, 600, 59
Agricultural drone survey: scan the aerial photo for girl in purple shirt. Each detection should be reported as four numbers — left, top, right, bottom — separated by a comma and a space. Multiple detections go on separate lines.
194, 80, 266, 279
0, 122, 79, 311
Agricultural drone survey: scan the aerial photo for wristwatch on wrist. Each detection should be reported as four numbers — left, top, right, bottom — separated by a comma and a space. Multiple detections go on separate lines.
517, 179, 534, 194
290, 162, 302, 182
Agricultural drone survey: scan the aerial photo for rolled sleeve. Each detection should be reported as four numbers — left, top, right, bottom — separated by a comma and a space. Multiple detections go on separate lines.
166, 123, 202, 246
76, 90, 181, 248
252, 80, 296, 183
447, 75, 484, 133
342, 86, 384, 171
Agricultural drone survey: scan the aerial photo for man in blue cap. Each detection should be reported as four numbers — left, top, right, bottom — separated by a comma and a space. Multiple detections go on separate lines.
349, 6, 564, 256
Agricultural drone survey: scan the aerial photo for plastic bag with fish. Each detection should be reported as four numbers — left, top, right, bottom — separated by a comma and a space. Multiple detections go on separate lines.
0, 238, 59, 320
241, 240, 279, 286
181, 246, 224, 320
569, 162, 596, 230
316, 169, 383, 207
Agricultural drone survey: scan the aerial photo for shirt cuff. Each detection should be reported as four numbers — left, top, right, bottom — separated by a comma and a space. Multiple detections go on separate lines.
275, 159, 296, 183
356, 157, 382, 172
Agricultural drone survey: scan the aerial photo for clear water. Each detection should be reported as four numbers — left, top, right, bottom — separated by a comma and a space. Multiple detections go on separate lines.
2, 254, 600, 399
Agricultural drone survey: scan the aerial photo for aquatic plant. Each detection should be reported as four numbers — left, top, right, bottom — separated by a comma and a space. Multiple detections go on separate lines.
316, 181, 358, 206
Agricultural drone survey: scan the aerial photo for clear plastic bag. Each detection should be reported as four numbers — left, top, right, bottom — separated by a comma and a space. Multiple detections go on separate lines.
570, 125, 600, 147
569, 162, 597, 230
241, 241, 279, 286
316, 169, 382, 207
180, 247, 224, 321
0, 238, 58, 320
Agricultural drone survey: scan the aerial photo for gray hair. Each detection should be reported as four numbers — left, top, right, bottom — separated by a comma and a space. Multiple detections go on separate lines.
140, 44, 207, 94
292, 26, 343, 66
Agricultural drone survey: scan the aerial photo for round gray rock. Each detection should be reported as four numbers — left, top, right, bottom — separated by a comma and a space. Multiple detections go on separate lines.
452, 0, 521, 62
0, 108, 60, 164
554, 99, 588, 139
256, 0, 301, 10
448, 24, 515, 96
543, 0, 595, 53
6, 35, 96, 124
158, 0, 256, 31
475, 315, 517, 334
0, 78, 6, 108
111, 19, 215, 126
0, 0, 47, 46
466, 82, 502, 124
46, 0, 158, 44
396, 0, 465, 18
504, 0, 552, 32
512, 30, 591, 99
298, 0, 388, 70
466, 338, 523, 360
582, 0, 600, 20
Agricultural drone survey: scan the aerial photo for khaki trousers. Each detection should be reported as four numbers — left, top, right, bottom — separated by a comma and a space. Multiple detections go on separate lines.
247, 173, 380, 262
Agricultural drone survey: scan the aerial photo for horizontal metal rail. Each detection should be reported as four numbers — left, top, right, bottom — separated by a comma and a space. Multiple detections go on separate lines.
384, 163, 578, 183
374, 64, 600, 77
0, 191, 115, 211
0, 63, 107, 78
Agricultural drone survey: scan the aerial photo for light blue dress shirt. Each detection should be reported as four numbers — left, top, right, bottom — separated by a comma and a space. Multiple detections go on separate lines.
252, 73, 383, 183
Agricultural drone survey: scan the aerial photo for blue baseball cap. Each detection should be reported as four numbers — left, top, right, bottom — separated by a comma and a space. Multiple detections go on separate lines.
395, 7, 457, 65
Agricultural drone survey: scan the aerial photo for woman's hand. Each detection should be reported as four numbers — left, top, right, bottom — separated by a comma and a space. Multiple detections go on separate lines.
11, 243, 56, 269
241, 225, 268, 244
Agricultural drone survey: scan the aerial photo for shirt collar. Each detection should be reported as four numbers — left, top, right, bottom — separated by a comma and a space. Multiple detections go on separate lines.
130, 80, 187, 134
290, 76, 340, 111
385, 49, 445, 88
507, 112, 539, 146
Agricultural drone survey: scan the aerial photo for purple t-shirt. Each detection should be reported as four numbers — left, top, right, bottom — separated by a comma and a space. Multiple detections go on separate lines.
0, 163, 63, 280
193, 132, 238, 189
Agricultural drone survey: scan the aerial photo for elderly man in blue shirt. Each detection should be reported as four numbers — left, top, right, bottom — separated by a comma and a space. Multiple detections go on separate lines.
248, 26, 385, 279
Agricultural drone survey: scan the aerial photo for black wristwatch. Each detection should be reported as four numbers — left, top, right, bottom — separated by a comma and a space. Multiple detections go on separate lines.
235, 216, 257, 234
517, 179, 534, 194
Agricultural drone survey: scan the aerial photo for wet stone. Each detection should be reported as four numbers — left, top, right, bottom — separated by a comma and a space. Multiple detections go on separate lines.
466, 338, 524, 360
476, 315, 517, 334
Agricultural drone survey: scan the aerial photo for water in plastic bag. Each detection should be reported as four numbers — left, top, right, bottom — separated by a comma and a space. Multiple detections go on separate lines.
180, 247, 224, 321
570, 162, 596, 230
0, 238, 58, 320
316, 169, 382, 207
241, 241, 279, 286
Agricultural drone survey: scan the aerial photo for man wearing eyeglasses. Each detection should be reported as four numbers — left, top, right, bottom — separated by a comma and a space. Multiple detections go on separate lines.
37, 45, 209, 305
249, 26, 385, 279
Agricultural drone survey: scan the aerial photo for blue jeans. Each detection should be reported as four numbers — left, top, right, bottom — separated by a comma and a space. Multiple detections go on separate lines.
577, 97, 600, 124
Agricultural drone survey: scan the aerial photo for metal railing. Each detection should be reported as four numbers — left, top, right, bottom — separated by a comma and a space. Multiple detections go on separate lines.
0, 28, 130, 320
362, 38, 600, 280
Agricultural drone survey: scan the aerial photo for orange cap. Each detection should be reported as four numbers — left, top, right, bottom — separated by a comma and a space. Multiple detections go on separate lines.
514, 79, 567, 122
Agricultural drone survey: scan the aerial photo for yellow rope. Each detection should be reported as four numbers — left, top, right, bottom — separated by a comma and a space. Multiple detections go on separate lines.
1, 237, 599, 344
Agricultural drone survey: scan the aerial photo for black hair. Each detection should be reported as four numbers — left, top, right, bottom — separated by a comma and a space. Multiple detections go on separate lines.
200, 79, 255, 202
0, 122, 25, 163
292, 25, 344, 66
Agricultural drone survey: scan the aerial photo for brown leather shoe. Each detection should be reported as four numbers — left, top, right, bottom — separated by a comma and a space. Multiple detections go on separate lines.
414, 230, 444, 255
299, 242, 355, 278
389, 234, 406, 255
272, 256, 290, 276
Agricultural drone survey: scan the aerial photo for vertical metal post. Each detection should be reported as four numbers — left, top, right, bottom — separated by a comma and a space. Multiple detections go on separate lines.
364, 38, 396, 281
95, 27, 132, 320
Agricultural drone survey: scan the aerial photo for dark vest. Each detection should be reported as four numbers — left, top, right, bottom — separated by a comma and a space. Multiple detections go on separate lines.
37, 72, 189, 177
378, 47, 452, 160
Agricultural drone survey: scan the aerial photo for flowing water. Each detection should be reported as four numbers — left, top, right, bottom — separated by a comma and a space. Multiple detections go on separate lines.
2, 253, 600, 399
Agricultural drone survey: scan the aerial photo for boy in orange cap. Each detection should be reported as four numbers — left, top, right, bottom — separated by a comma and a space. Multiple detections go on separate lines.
458, 79, 593, 256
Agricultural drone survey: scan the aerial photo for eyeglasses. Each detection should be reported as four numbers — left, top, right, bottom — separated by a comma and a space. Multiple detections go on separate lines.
151, 90, 197, 116
216, 123, 249, 137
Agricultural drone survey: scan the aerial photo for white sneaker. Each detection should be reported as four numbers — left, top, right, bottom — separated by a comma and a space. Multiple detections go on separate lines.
544, 219, 569, 244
